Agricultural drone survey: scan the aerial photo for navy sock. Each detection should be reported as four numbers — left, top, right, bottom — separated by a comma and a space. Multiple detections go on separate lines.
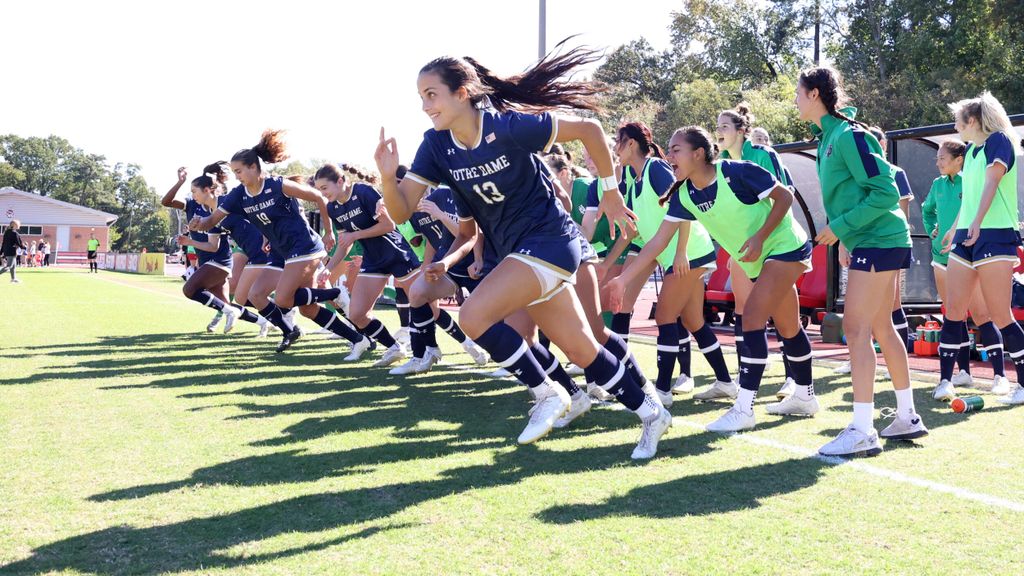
611, 312, 632, 342
998, 322, 1024, 383
603, 331, 647, 386
740, 328, 768, 394
538, 331, 552, 350
676, 318, 692, 378
231, 303, 261, 324
395, 288, 410, 329
656, 323, 679, 392
584, 347, 645, 411
188, 290, 226, 311
692, 322, 732, 383
313, 306, 362, 343
363, 318, 397, 348
475, 322, 546, 387
734, 313, 745, 373
957, 322, 971, 373
979, 321, 1004, 377
410, 304, 436, 358
939, 319, 965, 382
782, 328, 814, 396
259, 302, 294, 333
780, 338, 794, 381
530, 342, 580, 395
892, 308, 910, 352
436, 309, 467, 343
292, 287, 341, 307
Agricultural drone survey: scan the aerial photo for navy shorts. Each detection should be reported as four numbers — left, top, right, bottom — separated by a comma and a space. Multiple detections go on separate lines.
579, 236, 599, 264
664, 249, 718, 275
508, 234, 582, 279
849, 247, 912, 272
949, 228, 1021, 269
198, 255, 233, 273
246, 249, 285, 270
447, 271, 483, 293
361, 256, 419, 281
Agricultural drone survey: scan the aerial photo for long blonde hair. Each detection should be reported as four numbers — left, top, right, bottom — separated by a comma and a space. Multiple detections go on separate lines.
8, 219, 20, 231
948, 91, 1023, 155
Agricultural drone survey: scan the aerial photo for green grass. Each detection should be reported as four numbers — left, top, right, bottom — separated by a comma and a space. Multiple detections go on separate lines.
0, 268, 1022, 575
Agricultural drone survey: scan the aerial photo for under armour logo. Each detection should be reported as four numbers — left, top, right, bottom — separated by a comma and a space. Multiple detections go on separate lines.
614, 388, 625, 397
856, 258, 867, 264
983, 253, 993, 258
911, 418, 920, 425
519, 249, 532, 255
741, 367, 749, 374
941, 352, 955, 358
447, 148, 455, 155
513, 369, 523, 376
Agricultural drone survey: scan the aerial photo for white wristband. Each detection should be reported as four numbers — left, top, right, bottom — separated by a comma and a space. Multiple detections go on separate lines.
599, 175, 618, 192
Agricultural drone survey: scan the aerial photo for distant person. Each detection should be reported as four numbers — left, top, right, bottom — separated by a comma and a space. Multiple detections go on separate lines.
86, 232, 100, 273
1, 220, 28, 283
28, 241, 37, 267
751, 127, 772, 146
40, 240, 51, 266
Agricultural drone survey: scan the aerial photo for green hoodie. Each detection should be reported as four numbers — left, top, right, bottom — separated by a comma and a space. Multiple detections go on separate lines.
922, 174, 961, 265
809, 108, 910, 251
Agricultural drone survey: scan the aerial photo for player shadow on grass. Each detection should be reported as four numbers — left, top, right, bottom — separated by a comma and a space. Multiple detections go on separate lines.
11, 437, 812, 575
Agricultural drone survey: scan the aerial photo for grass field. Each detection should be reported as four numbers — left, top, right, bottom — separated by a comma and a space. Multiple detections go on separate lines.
1, 268, 1022, 575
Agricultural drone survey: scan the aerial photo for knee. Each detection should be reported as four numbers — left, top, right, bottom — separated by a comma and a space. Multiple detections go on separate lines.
299, 304, 319, 319
843, 317, 872, 341
457, 302, 489, 340
408, 284, 429, 308
275, 293, 295, 309
562, 339, 599, 367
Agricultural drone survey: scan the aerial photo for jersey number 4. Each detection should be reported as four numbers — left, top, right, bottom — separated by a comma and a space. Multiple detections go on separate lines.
472, 182, 505, 205
255, 212, 272, 226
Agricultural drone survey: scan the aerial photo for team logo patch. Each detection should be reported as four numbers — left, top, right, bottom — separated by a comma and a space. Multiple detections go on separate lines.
826, 144, 833, 157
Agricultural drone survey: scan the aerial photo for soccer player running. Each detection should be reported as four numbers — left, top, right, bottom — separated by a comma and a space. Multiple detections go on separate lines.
797, 66, 926, 457
374, 47, 673, 459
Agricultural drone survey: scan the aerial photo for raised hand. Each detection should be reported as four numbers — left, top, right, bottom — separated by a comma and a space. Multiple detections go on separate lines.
374, 127, 400, 177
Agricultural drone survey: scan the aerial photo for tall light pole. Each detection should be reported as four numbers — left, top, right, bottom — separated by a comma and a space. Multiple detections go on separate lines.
538, 0, 546, 59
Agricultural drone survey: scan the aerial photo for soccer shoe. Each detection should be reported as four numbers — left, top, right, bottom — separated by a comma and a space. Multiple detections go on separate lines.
776, 377, 797, 400
416, 347, 443, 372
931, 379, 955, 402
553, 391, 592, 428
389, 357, 425, 375
372, 343, 407, 367
333, 284, 351, 317
256, 317, 271, 338
489, 367, 513, 378
693, 380, 739, 401
462, 339, 489, 365
564, 362, 585, 376
950, 369, 973, 387
641, 380, 664, 408
819, 425, 882, 458
990, 375, 1012, 396
394, 327, 411, 349
656, 388, 674, 408
222, 306, 241, 334
766, 394, 819, 416
631, 407, 673, 460
206, 311, 223, 333
586, 382, 614, 402
672, 373, 694, 394
344, 336, 373, 362
880, 413, 929, 440
997, 383, 1024, 405
705, 406, 756, 433
275, 327, 303, 353
833, 361, 852, 374
518, 383, 571, 444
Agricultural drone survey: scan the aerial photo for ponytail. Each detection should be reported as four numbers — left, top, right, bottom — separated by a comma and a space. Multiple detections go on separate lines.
231, 129, 289, 169
798, 67, 868, 129
618, 121, 664, 159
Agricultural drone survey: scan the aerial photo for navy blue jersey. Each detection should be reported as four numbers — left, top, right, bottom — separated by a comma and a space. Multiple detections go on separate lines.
219, 199, 267, 261
185, 198, 230, 266
667, 159, 777, 221
326, 182, 418, 268
411, 186, 494, 276
218, 176, 323, 261
407, 109, 575, 261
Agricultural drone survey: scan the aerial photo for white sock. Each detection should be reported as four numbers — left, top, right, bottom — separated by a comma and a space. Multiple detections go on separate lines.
894, 387, 916, 418
736, 387, 756, 415
635, 396, 659, 420
852, 402, 874, 434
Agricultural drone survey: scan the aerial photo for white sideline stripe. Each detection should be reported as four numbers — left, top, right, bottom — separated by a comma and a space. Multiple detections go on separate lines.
444, 359, 1024, 513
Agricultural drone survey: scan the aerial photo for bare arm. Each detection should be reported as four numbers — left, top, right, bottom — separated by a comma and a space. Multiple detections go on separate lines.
281, 178, 335, 250
375, 128, 429, 224
161, 167, 187, 209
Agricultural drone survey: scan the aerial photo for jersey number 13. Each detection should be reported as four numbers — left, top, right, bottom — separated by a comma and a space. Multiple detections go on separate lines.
472, 182, 505, 205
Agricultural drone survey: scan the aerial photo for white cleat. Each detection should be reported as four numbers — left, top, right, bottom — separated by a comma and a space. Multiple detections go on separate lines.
489, 367, 513, 378
462, 339, 488, 365
518, 383, 571, 444
672, 373, 694, 394
372, 343, 408, 367
833, 361, 852, 375
421, 346, 442, 370
564, 362, 585, 376
394, 327, 411, 350
333, 284, 351, 317
343, 336, 373, 362
693, 380, 739, 401
766, 394, 819, 416
256, 317, 271, 338
631, 407, 673, 460
997, 383, 1024, 405
641, 380, 664, 408
206, 311, 223, 333
932, 379, 955, 402
656, 388, 674, 408
819, 425, 882, 458
706, 406, 755, 433
950, 369, 973, 387
990, 375, 1012, 396
776, 377, 797, 400
221, 306, 240, 334
586, 382, 614, 403
389, 357, 426, 375
553, 391, 592, 428
879, 413, 928, 440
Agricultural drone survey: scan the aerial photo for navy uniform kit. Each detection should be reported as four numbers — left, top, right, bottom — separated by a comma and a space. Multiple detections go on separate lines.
327, 182, 421, 280
220, 204, 283, 270
410, 186, 496, 292
217, 175, 326, 264
185, 198, 232, 272
407, 109, 581, 304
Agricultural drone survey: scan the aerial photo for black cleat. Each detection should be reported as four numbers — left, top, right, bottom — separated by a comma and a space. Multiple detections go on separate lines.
276, 327, 303, 353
